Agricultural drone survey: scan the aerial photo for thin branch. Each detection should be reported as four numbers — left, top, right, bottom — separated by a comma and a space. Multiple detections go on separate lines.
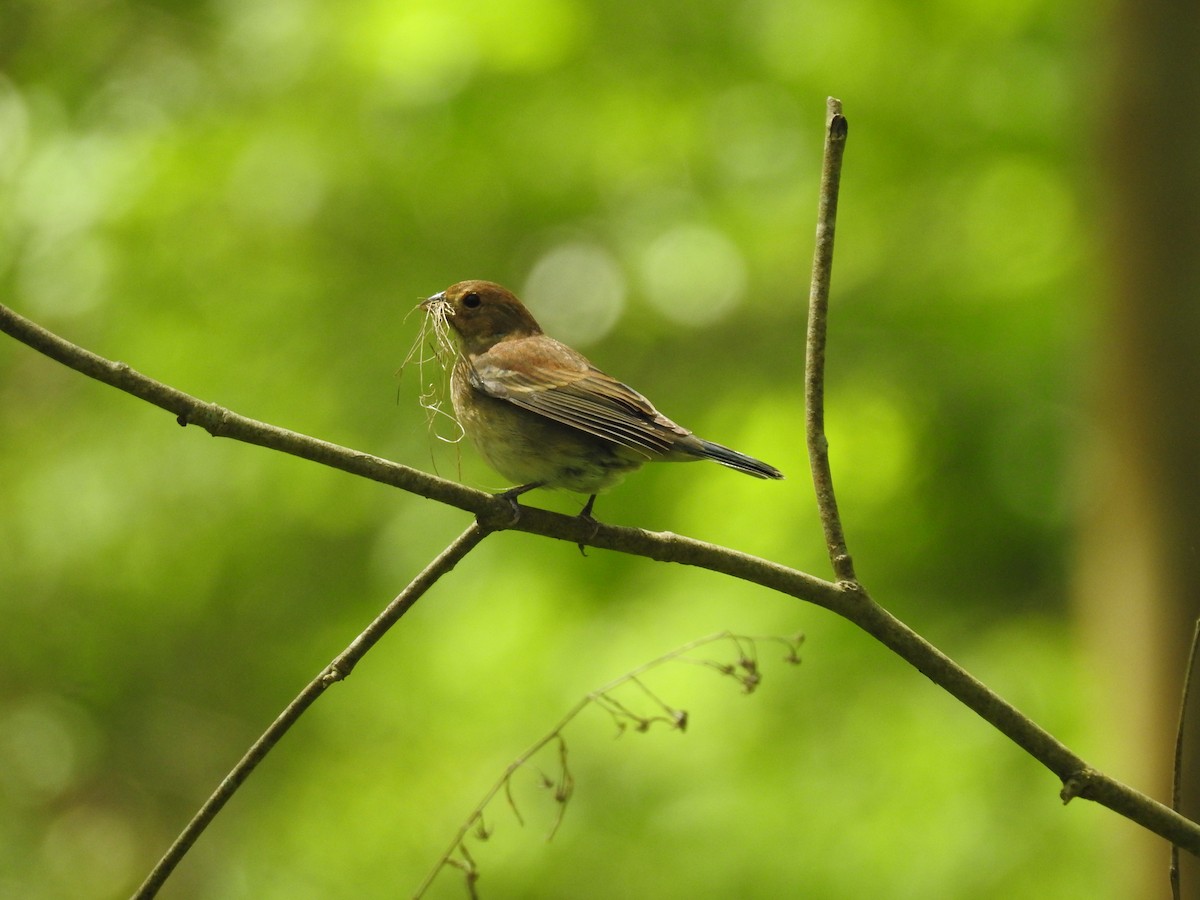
131, 522, 490, 900
1171, 619, 1200, 900
805, 96, 855, 583
845, 589, 1200, 853
545, 734, 574, 841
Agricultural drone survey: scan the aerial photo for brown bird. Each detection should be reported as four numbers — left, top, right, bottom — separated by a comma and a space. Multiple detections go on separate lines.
422, 280, 783, 519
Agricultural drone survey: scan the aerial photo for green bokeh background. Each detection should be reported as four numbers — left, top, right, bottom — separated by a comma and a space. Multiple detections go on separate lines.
0, 0, 1125, 896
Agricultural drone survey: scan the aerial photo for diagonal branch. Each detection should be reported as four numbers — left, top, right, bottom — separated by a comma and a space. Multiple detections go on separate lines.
0, 301, 483, 514
131, 522, 491, 899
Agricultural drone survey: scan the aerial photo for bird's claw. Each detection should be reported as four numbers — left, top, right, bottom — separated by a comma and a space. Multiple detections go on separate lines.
502, 495, 523, 527
576, 495, 600, 556
487, 482, 543, 529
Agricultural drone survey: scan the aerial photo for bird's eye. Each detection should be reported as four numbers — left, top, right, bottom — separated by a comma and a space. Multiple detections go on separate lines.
462, 292, 481, 309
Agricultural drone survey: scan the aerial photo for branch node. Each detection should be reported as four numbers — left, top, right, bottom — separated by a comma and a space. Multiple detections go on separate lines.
475, 509, 513, 534
832, 554, 857, 584
1060, 768, 1099, 804
204, 403, 233, 437
322, 663, 349, 685
177, 401, 233, 436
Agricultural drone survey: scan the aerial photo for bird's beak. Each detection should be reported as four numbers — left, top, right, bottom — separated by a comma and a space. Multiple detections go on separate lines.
420, 291, 446, 311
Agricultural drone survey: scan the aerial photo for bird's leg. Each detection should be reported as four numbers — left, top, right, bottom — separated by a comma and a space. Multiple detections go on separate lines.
576, 494, 600, 556
496, 482, 543, 526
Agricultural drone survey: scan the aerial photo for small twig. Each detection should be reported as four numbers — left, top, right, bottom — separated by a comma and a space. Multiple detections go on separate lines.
545, 734, 574, 841
131, 522, 490, 899
627, 678, 686, 727
1171, 619, 1200, 900
446, 843, 480, 900
412, 631, 800, 897
805, 96, 855, 583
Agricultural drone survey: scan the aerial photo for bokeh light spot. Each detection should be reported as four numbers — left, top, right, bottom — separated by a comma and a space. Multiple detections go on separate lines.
639, 224, 747, 327
523, 242, 625, 346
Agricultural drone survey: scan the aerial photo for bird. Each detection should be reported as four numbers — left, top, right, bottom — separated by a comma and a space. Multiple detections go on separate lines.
421, 280, 783, 521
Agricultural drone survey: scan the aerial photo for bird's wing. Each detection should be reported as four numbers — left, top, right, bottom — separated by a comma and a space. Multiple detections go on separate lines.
465, 338, 691, 458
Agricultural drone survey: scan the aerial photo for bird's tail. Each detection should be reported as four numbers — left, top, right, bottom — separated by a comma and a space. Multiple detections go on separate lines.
697, 439, 784, 480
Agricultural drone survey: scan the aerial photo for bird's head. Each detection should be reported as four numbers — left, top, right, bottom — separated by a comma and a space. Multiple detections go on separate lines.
422, 281, 543, 355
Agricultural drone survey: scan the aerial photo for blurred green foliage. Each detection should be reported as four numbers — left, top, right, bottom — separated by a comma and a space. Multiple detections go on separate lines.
0, 0, 1121, 897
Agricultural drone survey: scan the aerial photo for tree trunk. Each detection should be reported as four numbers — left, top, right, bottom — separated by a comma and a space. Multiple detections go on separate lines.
1082, 0, 1200, 892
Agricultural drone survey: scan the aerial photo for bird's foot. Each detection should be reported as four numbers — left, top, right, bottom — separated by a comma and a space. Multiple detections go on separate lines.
576, 494, 600, 556
493, 482, 543, 528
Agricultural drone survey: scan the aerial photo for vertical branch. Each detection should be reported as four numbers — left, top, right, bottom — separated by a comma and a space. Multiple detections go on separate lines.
805, 97, 855, 583
1171, 619, 1200, 900
132, 522, 491, 899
